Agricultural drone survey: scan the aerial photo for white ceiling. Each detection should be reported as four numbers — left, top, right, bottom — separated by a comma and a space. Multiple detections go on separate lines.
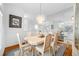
3, 3, 74, 16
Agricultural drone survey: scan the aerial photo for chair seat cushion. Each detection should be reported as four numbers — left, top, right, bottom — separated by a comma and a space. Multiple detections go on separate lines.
23, 46, 31, 51
55, 44, 66, 56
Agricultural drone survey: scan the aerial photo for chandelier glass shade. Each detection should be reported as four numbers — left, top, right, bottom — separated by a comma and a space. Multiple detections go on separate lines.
36, 15, 45, 24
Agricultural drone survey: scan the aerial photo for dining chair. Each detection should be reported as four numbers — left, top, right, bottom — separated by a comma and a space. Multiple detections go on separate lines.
35, 34, 52, 56
51, 32, 61, 56
16, 33, 31, 56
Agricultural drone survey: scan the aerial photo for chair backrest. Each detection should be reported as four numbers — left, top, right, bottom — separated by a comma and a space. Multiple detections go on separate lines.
16, 33, 22, 49
51, 32, 59, 47
43, 34, 52, 51
54, 32, 59, 43
53, 32, 59, 49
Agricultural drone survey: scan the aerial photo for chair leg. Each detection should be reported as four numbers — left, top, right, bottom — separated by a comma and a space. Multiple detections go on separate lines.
51, 47, 55, 56
49, 47, 51, 56
53, 48, 55, 56
42, 53, 44, 56
20, 49, 24, 56
32, 48, 34, 56
19, 49, 22, 56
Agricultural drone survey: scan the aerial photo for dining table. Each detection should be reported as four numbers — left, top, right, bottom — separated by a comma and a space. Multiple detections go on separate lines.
24, 35, 46, 55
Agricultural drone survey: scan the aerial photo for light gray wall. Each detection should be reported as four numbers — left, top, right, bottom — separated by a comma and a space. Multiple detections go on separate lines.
3, 4, 29, 47
47, 7, 73, 26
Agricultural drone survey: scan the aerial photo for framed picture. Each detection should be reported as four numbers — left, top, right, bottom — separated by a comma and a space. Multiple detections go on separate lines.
9, 14, 22, 28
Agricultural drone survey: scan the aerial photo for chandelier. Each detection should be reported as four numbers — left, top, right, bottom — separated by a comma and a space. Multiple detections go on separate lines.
36, 3, 45, 25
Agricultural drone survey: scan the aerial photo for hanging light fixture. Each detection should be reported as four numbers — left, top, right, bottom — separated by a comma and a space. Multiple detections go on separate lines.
71, 16, 74, 23
36, 3, 45, 25
35, 24, 38, 30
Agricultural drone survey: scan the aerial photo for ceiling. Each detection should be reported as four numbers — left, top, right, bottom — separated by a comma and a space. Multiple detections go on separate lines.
3, 3, 74, 16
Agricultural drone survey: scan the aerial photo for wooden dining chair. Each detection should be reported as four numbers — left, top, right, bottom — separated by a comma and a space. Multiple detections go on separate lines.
16, 33, 31, 56
35, 34, 52, 56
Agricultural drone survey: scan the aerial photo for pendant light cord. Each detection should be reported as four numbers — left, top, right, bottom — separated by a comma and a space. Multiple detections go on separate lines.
40, 3, 41, 15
